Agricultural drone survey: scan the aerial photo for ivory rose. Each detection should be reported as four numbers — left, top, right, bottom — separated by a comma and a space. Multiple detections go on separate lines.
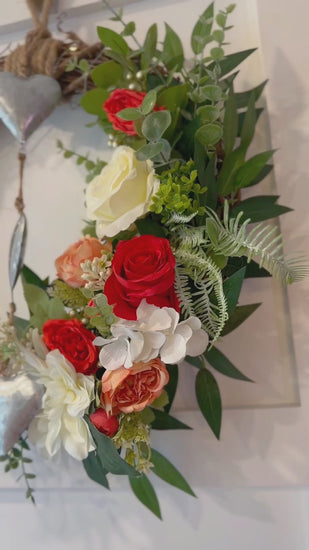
85, 146, 160, 238
55, 236, 111, 288
101, 358, 169, 415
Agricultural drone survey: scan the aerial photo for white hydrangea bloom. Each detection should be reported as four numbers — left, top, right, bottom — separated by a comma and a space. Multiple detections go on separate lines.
22, 348, 95, 461
94, 300, 209, 370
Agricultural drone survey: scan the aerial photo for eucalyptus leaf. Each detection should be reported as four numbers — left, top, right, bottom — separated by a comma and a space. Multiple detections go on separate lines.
151, 448, 196, 496
97, 26, 130, 56
200, 84, 222, 102
141, 110, 171, 141
195, 368, 222, 439
122, 21, 136, 36
196, 123, 223, 146
135, 141, 164, 160
141, 90, 157, 115
205, 346, 253, 382
129, 474, 162, 519
197, 105, 220, 124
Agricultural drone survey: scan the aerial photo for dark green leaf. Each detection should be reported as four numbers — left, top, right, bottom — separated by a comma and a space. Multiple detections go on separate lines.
238, 107, 263, 137
83, 451, 110, 489
129, 474, 162, 519
97, 26, 130, 56
232, 150, 275, 190
217, 146, 245, 195
151, 449, 195, 496
80, 88, 109, 116
223, 84, 238, 155
164, 364, 178, 413
157, 84, 188, 111
198, 153, 217, 209
141, 110, 171, 141
13, 316, 29, 338
24, 473, 36, 479
185, 355, 203, 368
91, 61, 123, 88
195, 368, 222, 439
191, 3, 214, 54
223, 267, 246, 315
150, 409, 192, 430
196, 123, 223, 146
230, 195, 292, 222
240, 92, 256, 152
235, 80, 268, 109
141, 24, 157, 70
205, 346, 253, 382
22, 265, 48, 289
224, 257, 271, 278
208, 48, 257, 77
247, 163, 273, 187
221, 303, 261, 335
135, 217, 166, 238
162, 23, 184, 71
86, 418, 139, 477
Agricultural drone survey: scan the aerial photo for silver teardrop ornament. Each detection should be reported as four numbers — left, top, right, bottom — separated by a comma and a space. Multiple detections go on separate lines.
9, 212, 27, 291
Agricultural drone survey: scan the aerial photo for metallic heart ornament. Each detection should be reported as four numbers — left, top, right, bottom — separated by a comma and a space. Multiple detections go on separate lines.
0, 374, 42, 455
0, 72, 62, 143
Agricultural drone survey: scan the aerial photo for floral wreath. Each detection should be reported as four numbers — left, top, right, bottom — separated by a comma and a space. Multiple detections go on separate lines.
0, 1, 306, 519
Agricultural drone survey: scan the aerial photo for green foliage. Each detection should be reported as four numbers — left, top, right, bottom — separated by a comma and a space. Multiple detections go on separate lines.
150, 160, 206, 223
57, 140, 106, 183
91, 61, 123, 89
51, 280, 89, 309
129, 474, 162, 519
221, 303, 261, 336
149, 409, 192, 430
195, 367, 222, 439
162, 23, 184, 71
230, 195, 292, 222
0, 436, 36, 504
97, 26, 130, 56
22, 282, 67, 330
205, 346, 253, 382
151, 449, 196, 497
191, 3, 214, 54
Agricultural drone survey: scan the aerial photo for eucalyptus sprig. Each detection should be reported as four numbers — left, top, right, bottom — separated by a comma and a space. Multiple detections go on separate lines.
0, 436, 36, 504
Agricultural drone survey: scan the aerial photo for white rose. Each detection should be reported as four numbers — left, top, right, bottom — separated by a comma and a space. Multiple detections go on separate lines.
86, 146, 160, 238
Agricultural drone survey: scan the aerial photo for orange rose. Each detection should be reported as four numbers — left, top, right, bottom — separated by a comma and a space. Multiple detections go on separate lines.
55, 236, 112, 288
101, 359, 169, 415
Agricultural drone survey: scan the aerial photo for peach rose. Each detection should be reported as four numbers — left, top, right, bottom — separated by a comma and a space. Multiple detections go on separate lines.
101, 358, 169, 415
55, 236, 112, 288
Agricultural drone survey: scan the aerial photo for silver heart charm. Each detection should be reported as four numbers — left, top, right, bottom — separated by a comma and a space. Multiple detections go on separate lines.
0, 374, 42, 455
0, 72, 62, 143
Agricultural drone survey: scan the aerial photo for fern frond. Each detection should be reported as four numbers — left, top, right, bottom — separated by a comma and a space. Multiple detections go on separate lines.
175, 247, 228, 342
174, 265, 196, 319
173, 225, 209, 248
206, 202, 308, 284
166, 211, 198, 226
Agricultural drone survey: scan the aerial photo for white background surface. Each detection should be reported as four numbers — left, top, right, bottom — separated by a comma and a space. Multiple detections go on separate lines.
0, 0, 309, 548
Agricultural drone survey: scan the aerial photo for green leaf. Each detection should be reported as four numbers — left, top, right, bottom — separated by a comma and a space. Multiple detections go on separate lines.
122, 21, 136, 36
196, 123, 223, 146
135, 217, 166, 238
191, 3, 214, 54
223, 84, 238, 156
151, 449, 196, 497
208, 48, 257, 77
135, 142, 164, 160
157, 84, 188, 111
141, 90, 157, 115
164, 364, 178, 413
232, 150, 275, 190
195, 368, 222, 439
216, 12, 227, 28
22, 265, 48, 289
240, 92, 256, 152
238, 107, 263, 137
86, 418, 139, 477
205, 346, 253, 382
162, 23, 184, 71
91, 60, 123, 88
80, 88, 109, 116
221, 303, 261, 336
83, 451, 110, 489
217, 146, 245, 195
230, 195, 292, 222
197, 105, 220, 124
151, 390, 169, 409
223, 267, 246, 315
97, 26, 130, 56
150, 409, 192, 430
212, 29, 224, 43
224, 257, 271, 278
200, 84, 222, 102
129, 474, 162, 519
196, 152, 217, 209
13, 316, 29, 338
185, 355, 203, 368
22, 282, 49, 315
141, 110, 171, 141
247, 163, 273, 187
141, 24, 157, 70
116, 107, 142, 120
235, 80, 268, 109
210, 46, 224, 61
47, 297, 67, 319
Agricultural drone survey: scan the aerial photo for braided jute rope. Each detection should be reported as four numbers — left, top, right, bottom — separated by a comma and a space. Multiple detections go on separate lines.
2, 0, 105, 96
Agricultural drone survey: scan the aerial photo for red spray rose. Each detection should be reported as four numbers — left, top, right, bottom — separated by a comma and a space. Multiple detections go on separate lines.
89, 408, 119, 437
104, 234, 180, 320
42, 319, 98, 375
103, 89, 164, 136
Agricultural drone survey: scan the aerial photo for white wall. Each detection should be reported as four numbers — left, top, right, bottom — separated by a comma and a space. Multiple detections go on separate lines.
1, 1, 309, 548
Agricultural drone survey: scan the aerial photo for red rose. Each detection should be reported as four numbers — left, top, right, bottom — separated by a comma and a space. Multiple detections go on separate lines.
42, 319, 98, 375
104, 234, 180, 320
103, 89, 164, 136
89, 408, 119, 437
